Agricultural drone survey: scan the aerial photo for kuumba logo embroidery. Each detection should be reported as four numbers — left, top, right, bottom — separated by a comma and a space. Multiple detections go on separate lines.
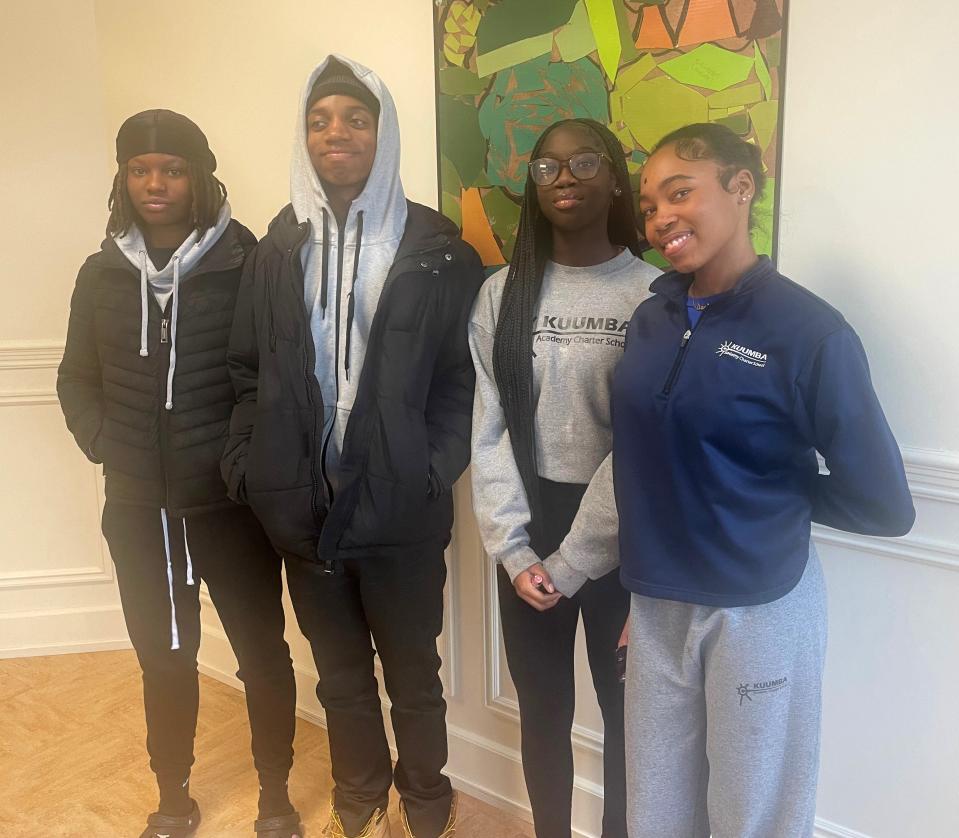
737, 676, 788, 706
717, 340, 768, 368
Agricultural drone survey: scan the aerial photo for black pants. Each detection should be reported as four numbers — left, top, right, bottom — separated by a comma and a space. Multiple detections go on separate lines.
285, 546, 452, 837
102, 501, 296, 789
497, 478, 629, 838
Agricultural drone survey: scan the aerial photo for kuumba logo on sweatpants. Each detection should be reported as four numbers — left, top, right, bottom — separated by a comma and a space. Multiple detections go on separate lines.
716, 340, 768, 368
736, 676, 788, 706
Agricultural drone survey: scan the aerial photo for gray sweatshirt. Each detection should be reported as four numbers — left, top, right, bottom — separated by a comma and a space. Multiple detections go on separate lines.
290, 55, 408, 487
469, 249, 660, 591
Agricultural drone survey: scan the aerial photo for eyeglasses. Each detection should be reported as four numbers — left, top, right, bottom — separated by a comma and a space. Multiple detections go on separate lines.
528, 152, 608, 186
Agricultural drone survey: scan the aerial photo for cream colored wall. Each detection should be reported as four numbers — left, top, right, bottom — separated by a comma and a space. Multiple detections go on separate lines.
0, 1, 128, 655
3, 1, 958, 836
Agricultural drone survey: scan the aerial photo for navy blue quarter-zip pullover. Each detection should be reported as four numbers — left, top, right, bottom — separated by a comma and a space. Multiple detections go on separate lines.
612, 256, 915, 607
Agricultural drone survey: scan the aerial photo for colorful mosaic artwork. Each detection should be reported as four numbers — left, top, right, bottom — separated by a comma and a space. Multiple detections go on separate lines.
434, 0, 787, 269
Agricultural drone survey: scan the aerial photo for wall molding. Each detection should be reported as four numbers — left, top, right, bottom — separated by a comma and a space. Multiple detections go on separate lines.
0, 603, 129, 658
0, 470, 111, 590
0, 340, 64, 371
812, 527, 959, 573
901, 446, 959, 504
0, 390, 59, 407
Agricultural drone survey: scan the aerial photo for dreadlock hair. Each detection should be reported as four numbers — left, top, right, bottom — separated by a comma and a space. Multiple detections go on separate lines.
106, 158, 227, 238
491, 118, 641, 544
650, 122, 766, 227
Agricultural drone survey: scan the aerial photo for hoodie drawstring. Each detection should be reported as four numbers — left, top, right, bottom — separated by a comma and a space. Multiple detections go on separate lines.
182, 519, 195, 586
164, 256, 181, 410
160, 508, 180, 651
139, 251, 149, 357
344, 211, 364, 381
320, 209, 330, 318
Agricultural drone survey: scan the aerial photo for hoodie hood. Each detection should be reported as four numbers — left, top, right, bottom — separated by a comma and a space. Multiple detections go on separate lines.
290, 55, 409, 496
112, 200, 233, 409
290, 54, 407, 247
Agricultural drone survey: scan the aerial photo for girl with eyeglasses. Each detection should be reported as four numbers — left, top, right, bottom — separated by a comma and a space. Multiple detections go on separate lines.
469, 118, 660, 838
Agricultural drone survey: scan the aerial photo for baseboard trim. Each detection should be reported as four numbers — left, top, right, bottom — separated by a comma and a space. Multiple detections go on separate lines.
0, 638, 131, 659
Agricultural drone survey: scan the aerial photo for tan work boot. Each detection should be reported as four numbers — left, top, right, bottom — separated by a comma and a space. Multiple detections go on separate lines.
398, 792, 457, 838
322, 804, 392, 838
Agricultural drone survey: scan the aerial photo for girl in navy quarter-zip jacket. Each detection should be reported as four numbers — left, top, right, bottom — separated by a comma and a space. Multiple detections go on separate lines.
612, 122, 914, 838
57, 110, 302, 838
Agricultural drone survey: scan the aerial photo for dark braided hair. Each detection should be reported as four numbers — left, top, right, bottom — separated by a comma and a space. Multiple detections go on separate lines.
491, 118, 641, 542
106, 158, 227, 237
650, 123, 766, 227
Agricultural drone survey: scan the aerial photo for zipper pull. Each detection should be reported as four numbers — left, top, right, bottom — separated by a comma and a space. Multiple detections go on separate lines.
680, 328, 691, 346
160, 318, 170, 344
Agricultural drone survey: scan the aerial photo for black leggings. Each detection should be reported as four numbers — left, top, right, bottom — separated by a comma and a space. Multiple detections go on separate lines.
497, 478, 628, 838
103, 501, 296, 788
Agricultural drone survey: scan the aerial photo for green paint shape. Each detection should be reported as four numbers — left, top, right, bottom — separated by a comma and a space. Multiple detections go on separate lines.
765, 36, 781, 68
441, 191, 462, 228
438, 96, 488, 187
556, 1, 596, 63
716, 112, 750, 134
585, 0, 622, 81
615, 74, 709, 150
750, 176, 775, 257
748, 99, 778, 151
659, 43, 754, 91
708, 82, 762, 109
476, 32, 554, 77
615, 53, 657, 91
475, 0, 578, 55
482, 188, 522, 256
479, 55, 609, 193
439, 66, 490, 98
754, 42, 772, 101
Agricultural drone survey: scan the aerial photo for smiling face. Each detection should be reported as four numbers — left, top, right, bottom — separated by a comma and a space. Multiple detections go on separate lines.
306, 94, 378, 204
638, 143, 754, 276
533, 123, 617, 234
125, 153, 193, 236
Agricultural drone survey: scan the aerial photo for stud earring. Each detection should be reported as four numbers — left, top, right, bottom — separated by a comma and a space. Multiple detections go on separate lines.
614, 187, 622, 196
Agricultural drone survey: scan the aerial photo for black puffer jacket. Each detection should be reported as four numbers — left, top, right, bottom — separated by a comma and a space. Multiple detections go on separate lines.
58, 220, 256, 515
222, 202, 484, 563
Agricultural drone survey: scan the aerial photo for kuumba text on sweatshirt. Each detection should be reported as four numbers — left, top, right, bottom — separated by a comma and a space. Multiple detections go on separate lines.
469, 249, 660, 589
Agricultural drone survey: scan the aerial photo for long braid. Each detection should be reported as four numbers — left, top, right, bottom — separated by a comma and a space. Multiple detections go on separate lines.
492, 118, 642, 545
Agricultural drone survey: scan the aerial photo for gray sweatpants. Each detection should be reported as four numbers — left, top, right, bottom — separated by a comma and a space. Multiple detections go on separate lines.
625, 548, 827, 838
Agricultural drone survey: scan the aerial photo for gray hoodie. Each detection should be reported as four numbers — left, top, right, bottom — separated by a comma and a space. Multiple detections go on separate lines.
113, 201, 232, 410
470, 250, 660, 592
290, 55, 408, 486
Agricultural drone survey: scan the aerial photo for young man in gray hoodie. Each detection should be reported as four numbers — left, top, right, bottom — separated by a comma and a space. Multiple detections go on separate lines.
224, 56, 484, 838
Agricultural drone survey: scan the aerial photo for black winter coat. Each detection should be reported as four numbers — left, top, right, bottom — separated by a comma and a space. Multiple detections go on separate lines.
221, 201, 484, 563
57, 220, 256, 515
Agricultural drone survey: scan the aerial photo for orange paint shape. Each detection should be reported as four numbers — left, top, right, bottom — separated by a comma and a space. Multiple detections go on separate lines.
678, 0, 738, 46
635, 7, 674, 50
461, 187, 506, 267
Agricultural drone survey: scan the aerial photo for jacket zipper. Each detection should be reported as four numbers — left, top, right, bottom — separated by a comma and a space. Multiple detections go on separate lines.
158, 305, 173, 509
661, 302, 716, 396
661, 328, 692, 396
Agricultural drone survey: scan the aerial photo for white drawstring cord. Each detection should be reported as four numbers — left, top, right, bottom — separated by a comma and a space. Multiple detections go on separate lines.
160, 508, 180, 651
138, 250, 149, 357
164, 256, 180, 410
182, 519, 194, 586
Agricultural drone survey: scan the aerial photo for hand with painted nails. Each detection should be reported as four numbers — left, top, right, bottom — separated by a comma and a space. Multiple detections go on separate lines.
513, 562, 562, 611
